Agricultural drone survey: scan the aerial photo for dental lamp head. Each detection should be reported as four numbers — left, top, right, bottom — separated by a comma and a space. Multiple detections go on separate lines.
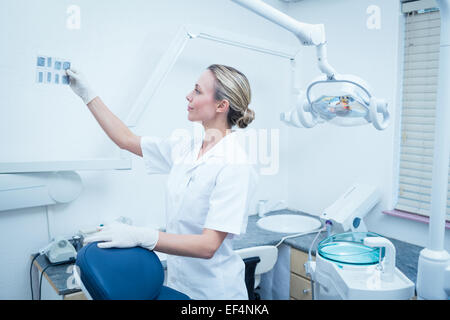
230, 0, 390, 130
281, 74, 390, 130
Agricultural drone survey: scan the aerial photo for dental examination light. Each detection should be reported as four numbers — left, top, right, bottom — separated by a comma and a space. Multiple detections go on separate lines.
231, 0, 389, 130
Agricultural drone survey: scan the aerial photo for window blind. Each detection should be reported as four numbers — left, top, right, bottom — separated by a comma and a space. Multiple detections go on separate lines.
396, 8, 450, 221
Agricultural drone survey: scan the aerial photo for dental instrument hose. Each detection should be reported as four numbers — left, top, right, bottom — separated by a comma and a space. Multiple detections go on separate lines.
306, 221, 331, 300
39, 264, 53, 300
29, 253, 40, 300
308, 226, 325, 262
29, 252, 53, 300
274, 228, 323, 248
307, 228, 324, 300
307, 220, 332, 261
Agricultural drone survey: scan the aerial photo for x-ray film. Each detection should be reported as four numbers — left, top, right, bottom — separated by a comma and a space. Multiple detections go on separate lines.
36, 71, 44, 83
36, 55, 71, 85
37, 57, 45, 67
62, 75, 70, 85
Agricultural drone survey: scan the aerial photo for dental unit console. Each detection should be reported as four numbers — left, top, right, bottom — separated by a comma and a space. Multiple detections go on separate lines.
306, 232, 415, 300
303, 184, 414, 299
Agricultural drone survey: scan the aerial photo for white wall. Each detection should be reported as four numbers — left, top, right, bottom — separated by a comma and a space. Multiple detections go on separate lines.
285, 0, 449, 250
1, 0, 449, 300
0, 0, 295, 299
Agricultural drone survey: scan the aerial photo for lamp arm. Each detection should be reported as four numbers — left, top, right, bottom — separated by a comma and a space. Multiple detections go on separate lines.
231, 0, 325, 46
230, 0, 337, 78
316, 43, 337, 79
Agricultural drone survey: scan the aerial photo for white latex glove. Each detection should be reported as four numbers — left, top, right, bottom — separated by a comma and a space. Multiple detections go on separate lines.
65, 68, 97, 105
83, 222, 159, 250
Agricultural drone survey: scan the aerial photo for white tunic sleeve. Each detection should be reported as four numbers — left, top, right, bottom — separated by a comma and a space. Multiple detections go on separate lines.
140, 135, 190, 174
204, 164, 258, 235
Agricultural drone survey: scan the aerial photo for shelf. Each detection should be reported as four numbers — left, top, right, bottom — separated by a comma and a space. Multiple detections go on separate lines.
0, 158, 132, 174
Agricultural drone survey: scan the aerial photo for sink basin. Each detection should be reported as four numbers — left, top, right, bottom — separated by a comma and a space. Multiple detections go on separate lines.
257, 214, 322, 234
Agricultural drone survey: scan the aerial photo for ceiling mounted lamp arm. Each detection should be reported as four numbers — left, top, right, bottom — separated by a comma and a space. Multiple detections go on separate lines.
232, 0, 390, 131
230, 0, 337, 79
316, 42, 337, 80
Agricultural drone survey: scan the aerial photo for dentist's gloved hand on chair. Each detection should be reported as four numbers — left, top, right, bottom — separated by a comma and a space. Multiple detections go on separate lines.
65, 68, 98, 105
84, 222, 159, 250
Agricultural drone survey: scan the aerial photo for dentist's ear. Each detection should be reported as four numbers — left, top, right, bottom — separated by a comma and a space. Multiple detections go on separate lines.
217, 100, 230, 113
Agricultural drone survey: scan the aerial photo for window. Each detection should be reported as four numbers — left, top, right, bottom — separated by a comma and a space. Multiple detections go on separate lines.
396, 2, 450, 221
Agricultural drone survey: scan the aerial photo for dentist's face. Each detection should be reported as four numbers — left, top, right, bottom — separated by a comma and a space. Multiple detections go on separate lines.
186, 70, 219, 124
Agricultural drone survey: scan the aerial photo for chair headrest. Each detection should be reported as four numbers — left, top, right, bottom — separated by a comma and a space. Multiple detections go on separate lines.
76, 242, 164, 300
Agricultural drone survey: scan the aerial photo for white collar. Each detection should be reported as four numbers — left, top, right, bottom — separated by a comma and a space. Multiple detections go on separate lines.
193, 131, 237, 162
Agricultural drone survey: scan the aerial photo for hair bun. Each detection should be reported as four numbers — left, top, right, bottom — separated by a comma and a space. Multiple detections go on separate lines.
237, 108, 255, 129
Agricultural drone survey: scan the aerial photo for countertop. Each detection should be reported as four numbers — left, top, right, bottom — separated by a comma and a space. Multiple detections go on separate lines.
34, 209, 423, 297
233, 209, 423, 284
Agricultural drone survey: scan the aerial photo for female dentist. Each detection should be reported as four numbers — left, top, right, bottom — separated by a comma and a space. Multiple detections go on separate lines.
66, 64, 258, 300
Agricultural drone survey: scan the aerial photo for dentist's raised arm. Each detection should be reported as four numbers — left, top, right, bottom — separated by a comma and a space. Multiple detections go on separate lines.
66, 68, 143, 156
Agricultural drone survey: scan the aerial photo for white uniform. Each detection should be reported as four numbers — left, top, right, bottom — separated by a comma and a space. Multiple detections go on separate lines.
140, 131, 258, 300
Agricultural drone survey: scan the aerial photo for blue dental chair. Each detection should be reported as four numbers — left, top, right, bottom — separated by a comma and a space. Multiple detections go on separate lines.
74, 242, 190, 300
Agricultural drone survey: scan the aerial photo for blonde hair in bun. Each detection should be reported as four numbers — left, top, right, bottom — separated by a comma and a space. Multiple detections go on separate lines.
207, 64, 255, 129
